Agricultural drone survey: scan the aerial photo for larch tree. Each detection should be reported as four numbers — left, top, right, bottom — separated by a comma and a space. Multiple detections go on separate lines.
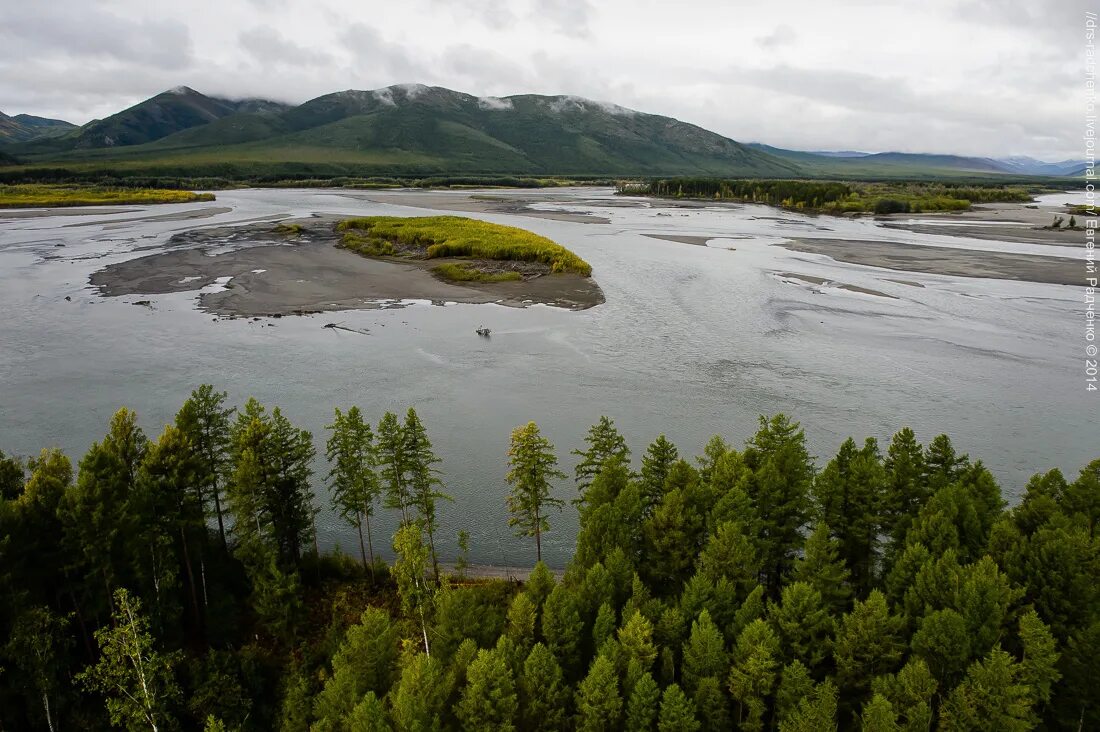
325, 406, 382, 572
376, 411, 412, 524
174, 385, 235, 553
573, 416, 631, 493
506, 422, 565, 563
640, 435, 679, 511
402, 408, 451, 582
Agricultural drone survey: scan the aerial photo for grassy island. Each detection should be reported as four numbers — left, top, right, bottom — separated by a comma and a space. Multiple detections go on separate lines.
336, 215, 592, 277
0, 184, 215, 208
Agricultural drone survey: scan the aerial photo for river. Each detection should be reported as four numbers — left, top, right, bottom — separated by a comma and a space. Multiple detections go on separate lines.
0, 187, 1090, 567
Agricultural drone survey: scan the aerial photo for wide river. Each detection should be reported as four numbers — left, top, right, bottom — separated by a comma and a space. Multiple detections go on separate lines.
0, 188, 1091, 567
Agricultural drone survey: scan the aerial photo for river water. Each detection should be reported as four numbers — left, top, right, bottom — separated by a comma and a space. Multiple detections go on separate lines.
0, 188, 1090, 567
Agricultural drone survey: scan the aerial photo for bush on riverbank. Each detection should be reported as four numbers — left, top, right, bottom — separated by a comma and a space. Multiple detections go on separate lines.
0, 183, 214, 207
431, 262, 523, 282
620, 177, 1033, 214
337, 215, 593, 275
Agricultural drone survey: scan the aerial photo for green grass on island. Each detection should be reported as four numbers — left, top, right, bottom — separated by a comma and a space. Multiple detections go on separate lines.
431, 262, 523, 283
619, 178, 1036, 214
0, 184, 215, 208
336, 215, 593, 276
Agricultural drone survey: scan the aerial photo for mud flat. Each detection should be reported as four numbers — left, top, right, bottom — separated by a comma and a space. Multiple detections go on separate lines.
89, 219, 603, 316
880, 202, 1086, 246
348, 190, 612, 224
779, 237, 1081, 286
776, 272, 897, 299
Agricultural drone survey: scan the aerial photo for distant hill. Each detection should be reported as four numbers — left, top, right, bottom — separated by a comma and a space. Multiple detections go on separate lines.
747, 143, 1028, 177
995, 156, 1084, 176
14, 87, 290, 153
0, 84, 1074, 180
0, 111, 75, 144
3, 84, 803, 177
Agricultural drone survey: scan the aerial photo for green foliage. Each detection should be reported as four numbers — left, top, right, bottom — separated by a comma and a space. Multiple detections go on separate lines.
0, 183, 214, 207
313, 608, 397, 725
573, 416, 632, 492
657, 683, 699, 732
625, 178, 1032, 214
457, 648, 518, 732
431, 262, 522, 282
326, 406, 381, 570
78, 589, 181, 731
520, 643, 570, 732
576, 655, 622, 731
506, 421, 566, 563
338, 216, 592, 275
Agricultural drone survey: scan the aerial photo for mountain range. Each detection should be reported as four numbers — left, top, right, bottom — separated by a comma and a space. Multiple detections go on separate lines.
0, 85, 1081, 179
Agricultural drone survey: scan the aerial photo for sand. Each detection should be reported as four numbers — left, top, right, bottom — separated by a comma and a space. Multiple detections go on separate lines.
879, 201, 1087, 246
345, 190, 613, 224
779, 237, 1082, 286
776, 272, 897, 299
90, 218, 604, 316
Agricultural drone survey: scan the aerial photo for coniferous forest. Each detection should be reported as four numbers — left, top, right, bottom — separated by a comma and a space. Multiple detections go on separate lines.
0, 386, 1098, 731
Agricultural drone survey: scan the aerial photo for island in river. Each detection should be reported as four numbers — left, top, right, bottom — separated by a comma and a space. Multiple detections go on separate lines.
89, 214, 605, 316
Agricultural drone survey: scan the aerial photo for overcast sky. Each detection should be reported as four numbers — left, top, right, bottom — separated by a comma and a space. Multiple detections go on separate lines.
0, 0, 1084, 159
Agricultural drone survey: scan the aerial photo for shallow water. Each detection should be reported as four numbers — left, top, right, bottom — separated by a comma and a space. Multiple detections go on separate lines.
0, 188, 1091, 567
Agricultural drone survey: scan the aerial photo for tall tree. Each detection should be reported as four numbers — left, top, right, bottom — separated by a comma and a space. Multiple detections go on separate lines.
520, 643, 570, 732
640, 435, 679, 511
457, 648, 518, 732
376, 411, 412, 523
393, 522, 433, 655
792, 522, 851, 615
0, 448, 25, 500
657, 683, 699, 732
402, 408, 451, 582
325, 406, 381, 571
78, 589, 181, 732
727, 618, 780, 732
573, 416, 631, 493
4, 606, 70, 732
576, 655, 622, 732
174, 385, 235, 553
742, 415, 814, 596
506, 422, 566, 563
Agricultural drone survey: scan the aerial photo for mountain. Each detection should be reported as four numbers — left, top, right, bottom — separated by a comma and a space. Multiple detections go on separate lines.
4, 84, 802, 177
14, 86, 290, 153
0, 111, 75, 144
995, 156, 1084, 176
748, 143, 1022, 176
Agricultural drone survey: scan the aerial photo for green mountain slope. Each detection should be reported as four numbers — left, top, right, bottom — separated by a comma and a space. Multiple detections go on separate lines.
0, 111, 75, 144
748, 143, 1019, 177
10, 84, 802, 177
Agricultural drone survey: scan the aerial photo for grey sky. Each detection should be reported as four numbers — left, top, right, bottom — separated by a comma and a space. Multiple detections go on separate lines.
0, 0, 1083, 159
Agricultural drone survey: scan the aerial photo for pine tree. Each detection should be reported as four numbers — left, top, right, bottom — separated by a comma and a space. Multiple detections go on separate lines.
376, 411, 411, 523
0, 448, 24, 500
682, 609, 726, 695
457, 648, 518, 732
643, 488, 705, 590
1016, 608, 1059, 724
313, 607, 397, 724
793, 522, 851, 615
506, 422, 566, 563
175, 385, 235, 552
697, 520, 759, 600
401, 408, 451, 582
520, 643, 570, 732
506, 592, 537, 657
777, 680, 837, 732
860, 694, 900, 732
640, 435, 679, 511
691, 675, 730, 732
812, 437, 885, 595
727, 618, 780, 732
389, 651, 446, 732
774, 660, 813, 725
325, 406, 381, 571
618, 610, 658, 673
910, 608, 971, 688
576, 655, 622, 731
347, 692, 391, 732
881, 428, 926, 570
657, 683, 699, 732
834, 590, 903, 702
937, 648, 1031, 732
542, 583, 584, 677
871, 658, 937, 732
626, 670, 660, 731
924, 434, 967, 492
742, 415, 814, 596
573, 416, 631, 492
768, 581, 833, 671
78, 589, 181, 732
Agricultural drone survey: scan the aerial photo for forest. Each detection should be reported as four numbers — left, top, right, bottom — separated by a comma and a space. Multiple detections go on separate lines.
0, 386, 1097, 731
617, 179, 1037, 214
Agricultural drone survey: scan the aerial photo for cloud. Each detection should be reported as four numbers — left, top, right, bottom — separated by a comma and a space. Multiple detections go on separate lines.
239, 26, 333, 67
0, 0, 1080, 158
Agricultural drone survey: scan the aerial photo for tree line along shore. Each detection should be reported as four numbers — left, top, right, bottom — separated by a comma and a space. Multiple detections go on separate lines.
0, 387, 1097, 730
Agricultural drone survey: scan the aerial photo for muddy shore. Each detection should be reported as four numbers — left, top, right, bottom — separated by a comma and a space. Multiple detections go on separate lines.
879, 201, 1085, 246
779, 237, 1081, 286
90, 218, 604, 316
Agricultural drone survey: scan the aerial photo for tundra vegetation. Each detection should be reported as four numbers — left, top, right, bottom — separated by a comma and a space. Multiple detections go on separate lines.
619, 178, 1036, 215
0, 184, 215, 208
337, 215, 593, 278
0, 388, 1097, 730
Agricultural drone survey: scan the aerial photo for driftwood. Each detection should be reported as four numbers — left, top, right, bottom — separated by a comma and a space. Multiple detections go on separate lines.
323, 322, 371, 336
